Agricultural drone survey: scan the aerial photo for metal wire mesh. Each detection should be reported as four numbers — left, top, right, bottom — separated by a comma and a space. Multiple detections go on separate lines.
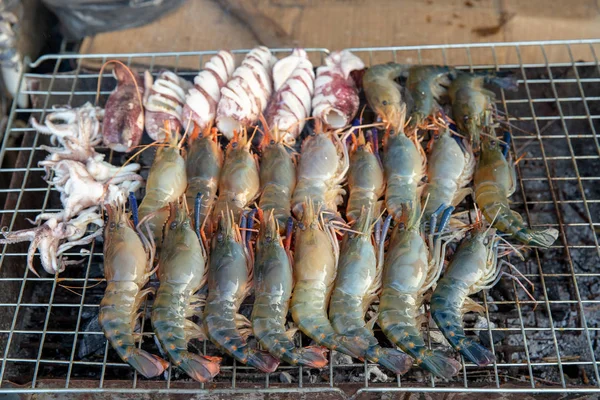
0, 40, 599, 397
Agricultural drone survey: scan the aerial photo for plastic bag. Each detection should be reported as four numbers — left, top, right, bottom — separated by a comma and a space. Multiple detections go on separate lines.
42, 0, 186, 39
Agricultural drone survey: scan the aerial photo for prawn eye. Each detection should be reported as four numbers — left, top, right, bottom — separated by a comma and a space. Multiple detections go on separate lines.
382, 100, 388, 106
309, 131, 316, 137
109, 222, 116, 229
183, 221, 190, 228
298, 222, 305, 230
217, 233, 224, 242
231, 142, 238, 148
266, 235, 272, 243
270, 139, 275, 145
170, 221, 177, 230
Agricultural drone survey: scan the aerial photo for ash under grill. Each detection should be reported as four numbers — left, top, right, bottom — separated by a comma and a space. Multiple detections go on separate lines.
0, 41, 599, 398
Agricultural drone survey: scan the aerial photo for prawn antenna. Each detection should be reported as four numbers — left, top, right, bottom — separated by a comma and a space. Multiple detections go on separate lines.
195, 192, 203, 240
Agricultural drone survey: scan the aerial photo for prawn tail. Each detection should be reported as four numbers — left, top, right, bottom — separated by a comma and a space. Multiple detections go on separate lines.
366, 346, 412, 375
295, 346, 329, 369
453, 338, 495, 367
522, 227, 559, 248
247, 349, 280, 373
419, 350, 462, 379
487, 73, 519, 92
178, 354, 221, 383
127, 349, 170, 378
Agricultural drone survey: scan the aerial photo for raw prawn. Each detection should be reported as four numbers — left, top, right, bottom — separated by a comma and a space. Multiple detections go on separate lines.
144, 70, 193, 141
99, 201, 168, 378
216, 46, 276, 139
346, 130, 384, 224
362, 62, 408, 130
378, 217, 461, 379
211, 129, 260, 227
422, 126, 474, 224
474, 135, 558, 247
382, 106, 426, 228
312, 50, 364, 129
430, 226, 498, 366
185, 126, 223, 230
406, 65, 454, 129
258, 121, 296, 233
329, 208, 412, 375
203, 210, 279, 372
251, 209, 328, 368
138, 132, 187, 242
183, 50, 235, 131
290, 200, 363, 359
291, 124, 348, 219
152, 200, 221, 382
448, 71, 517, 151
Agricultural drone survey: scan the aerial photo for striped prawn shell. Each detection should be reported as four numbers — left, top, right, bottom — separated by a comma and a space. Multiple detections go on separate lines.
265, 49, 315, 144
216, 46, 277, 139
183, 51, 235, 131
312, 50, 365, 129
144, 70, 193, 141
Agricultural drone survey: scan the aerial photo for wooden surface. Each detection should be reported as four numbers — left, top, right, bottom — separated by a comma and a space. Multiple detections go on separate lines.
79, 0, 600, 68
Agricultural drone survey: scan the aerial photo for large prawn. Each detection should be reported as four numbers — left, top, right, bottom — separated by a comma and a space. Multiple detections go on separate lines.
99, 200, 168, 378
290, 200, 363, 359
138, 129, 187, 242
363, 63, 408, 130
291, 124, 349, 220
252, 209, 328, 368
151, 200, 221, 382
382, 106, 426, 228
406, 65, 455, 129
258, 121, 296, 234
378, 217, 461, 379
211, 129, 260, 227
474, 135, 558, 248
203, 210, 279, 372
329, 207, 412, 375
185, 126, 223, 230
345, 129, 385, 224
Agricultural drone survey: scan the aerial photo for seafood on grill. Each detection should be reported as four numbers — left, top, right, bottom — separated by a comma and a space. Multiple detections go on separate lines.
144, 70, 193, 141
183, 50, 236, 131
430, 225, 497, 367
185, 126, 223, 231
448, 71, 518, 151
406, 65, 455, 129
382, 106, 426, 228
378, 218, 461, 379
345, 129, 384, 224
203, 210, 280, 372
422, 126, 475, 225
329, 208, 412, 375
99, 200, 169, 378
30, 102, 104, 163
138, 130, 187, 242
474, 134, 558, 248
312, 50, 364, 129
151, 200, 221, 382
102, 62, 145, 152
211, 129, 260, 227
252, 209, 328, 368
216, 46, 276, 139
290, 200, 363, 359
291, 124, 349, 219
0, 207, 103, 275
363, 62, 408, 130
265, 48, 315, 144
258, 119, 296, 233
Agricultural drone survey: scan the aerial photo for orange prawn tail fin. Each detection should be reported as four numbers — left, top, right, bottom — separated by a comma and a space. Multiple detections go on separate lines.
127, 349, 169, 378
247, 349, 280, 373
296, 346, 329, 369
178, 354, 222, 383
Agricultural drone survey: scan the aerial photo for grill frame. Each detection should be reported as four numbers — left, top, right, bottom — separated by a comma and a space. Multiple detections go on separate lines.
0, 39, 599, 398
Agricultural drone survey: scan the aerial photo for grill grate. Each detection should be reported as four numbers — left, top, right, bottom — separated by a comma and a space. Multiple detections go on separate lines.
0, 40, 599, 398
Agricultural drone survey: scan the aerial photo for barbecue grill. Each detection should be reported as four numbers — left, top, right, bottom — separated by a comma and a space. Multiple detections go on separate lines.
0, 39, 599, 398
